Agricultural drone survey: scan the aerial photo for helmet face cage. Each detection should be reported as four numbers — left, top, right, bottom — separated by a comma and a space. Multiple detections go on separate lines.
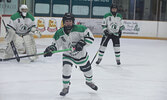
62, 13, 75, 32
19, 4, 28, 13
19, 4, 28, 17
110, 4, 118, 15
63, 13, 75, 24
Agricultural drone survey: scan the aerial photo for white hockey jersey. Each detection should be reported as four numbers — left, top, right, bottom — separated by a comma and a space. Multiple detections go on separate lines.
53, 25, 94, 63
7, 12, 35, 36
102, 13, 124, 36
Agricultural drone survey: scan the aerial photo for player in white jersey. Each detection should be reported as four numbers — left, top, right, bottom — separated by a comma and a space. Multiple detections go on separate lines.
96, 4, 125, 65
44, 13, 98, 96
4, 4, 41, 62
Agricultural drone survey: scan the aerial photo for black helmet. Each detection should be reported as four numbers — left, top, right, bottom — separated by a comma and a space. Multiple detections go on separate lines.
63, 13, 75, 23
110, 4, 118, 9
62, 13, 75, 34
110, 4, 118, 16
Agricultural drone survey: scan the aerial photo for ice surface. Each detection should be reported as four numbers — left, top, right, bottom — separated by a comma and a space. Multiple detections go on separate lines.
0, 38, 167, 100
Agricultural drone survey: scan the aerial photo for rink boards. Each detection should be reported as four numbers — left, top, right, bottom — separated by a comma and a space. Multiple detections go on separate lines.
1, 15, 167, 40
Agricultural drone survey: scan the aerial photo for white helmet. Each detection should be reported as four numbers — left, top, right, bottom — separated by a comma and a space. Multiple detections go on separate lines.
19, 4, 28, 17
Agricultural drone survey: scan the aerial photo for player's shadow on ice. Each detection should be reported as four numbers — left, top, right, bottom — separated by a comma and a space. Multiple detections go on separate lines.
57, 92, 101, 100
94, 64, 151, 73
95, 63, 150, 68
94, 64, 120, 68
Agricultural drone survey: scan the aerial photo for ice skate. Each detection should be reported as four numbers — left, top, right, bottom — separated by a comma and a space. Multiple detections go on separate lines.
96, 58, 102, 65
86, 82, 98, 91
60, 86, 69, 96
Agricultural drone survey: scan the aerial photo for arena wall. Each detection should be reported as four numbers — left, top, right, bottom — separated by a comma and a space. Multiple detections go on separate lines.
1, 16, 167, 41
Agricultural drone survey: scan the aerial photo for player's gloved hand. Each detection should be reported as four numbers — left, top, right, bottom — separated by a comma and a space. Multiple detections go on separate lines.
118, 30, 122, 38
103, 29, 109, 36
44, 45, 57, 57
74, 40, 86, 51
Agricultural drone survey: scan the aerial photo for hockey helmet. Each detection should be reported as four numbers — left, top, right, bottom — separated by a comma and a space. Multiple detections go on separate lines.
62, 13, 75, 23
19, 4, 28, 17
110, 4, 118, 15
111, 4, 118, 9
62, 13, 75, 33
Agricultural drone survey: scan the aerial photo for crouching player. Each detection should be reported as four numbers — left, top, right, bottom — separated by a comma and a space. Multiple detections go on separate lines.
4, 4, 41, 62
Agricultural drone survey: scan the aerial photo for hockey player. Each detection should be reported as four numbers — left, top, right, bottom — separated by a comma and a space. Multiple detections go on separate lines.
44, 13, 98, 96
96, 4, 125, 65
4, 4, 41, 62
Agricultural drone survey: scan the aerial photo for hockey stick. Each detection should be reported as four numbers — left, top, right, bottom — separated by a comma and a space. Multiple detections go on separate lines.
0, 48, 73, 61
2, 19, 20, 62
90, 51, 98, 65
90, 35, 108, 65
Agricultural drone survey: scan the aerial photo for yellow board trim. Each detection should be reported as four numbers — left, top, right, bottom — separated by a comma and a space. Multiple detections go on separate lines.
0, 37, 4, 41
93, 35, 167, 40
1, 35, 167, 42
34, 35, 54, 38
121, 36, 167, 40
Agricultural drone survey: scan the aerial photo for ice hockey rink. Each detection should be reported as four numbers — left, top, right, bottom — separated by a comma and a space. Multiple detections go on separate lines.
0, 38, 167, 100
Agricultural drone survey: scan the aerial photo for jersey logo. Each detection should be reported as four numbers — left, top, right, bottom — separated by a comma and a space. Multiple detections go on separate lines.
112, 24, 117, 29
21, 26, 27, 30
108, 22, 119, 33
18, 24, 28, 33
110, 22, 118, 29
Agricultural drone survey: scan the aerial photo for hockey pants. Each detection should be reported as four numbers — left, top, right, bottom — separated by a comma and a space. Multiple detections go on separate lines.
62, 54, 93, 88
97, 34, 120, 62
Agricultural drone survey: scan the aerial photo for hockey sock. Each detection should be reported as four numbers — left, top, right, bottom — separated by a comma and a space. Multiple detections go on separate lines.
83, 69, 93, 83
98, 45, 106, 59
63, 79, 70, 88
62, 62, 72, 88
113, 45, 120, 63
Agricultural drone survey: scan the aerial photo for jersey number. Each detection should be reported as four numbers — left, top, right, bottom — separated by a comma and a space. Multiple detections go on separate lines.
86, 32, 90, 37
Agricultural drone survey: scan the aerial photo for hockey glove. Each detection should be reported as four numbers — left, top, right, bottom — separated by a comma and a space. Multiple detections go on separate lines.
118, 30, 122, 38
74, 40, 86, 51
44, 45, 57, 57
103, 29, 109, 36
